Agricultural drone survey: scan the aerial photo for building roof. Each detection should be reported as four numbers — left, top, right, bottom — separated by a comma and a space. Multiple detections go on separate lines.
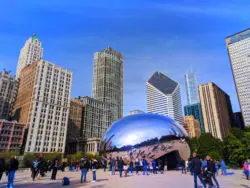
31, 33, 39, 40
147, 72, 178, 95
226, 28, 250, 39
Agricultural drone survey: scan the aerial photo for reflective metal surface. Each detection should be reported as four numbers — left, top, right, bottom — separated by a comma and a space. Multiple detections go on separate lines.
100, 113, 190, 162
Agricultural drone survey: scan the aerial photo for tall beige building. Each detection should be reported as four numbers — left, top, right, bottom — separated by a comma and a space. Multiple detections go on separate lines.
13, 60, 72, 153
183, 116, 201, 138
199, 82, 233, 140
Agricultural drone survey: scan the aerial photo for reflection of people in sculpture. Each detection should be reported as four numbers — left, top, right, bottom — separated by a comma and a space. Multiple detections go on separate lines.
220, 160, 227, 175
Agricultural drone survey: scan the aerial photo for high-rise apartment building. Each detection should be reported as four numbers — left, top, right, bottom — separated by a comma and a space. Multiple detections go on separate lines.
12, 60, 72, 153
183, 116, 201, 138
146, 72, 183, 125
0, 69, 18, 119
199, 82, 233, 140
226, 29, 250, 127
185, 73, 199, 105
92, 47, 123, 120
184, 103, 205, 134
16, 34, 43, 78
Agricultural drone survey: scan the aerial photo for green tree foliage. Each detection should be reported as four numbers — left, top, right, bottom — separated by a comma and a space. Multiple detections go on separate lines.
70, 152, 83, 162
187, 133, 223, 160
223, 128, 250, 167
0, 150, 19, 161
188, 128, 250, 167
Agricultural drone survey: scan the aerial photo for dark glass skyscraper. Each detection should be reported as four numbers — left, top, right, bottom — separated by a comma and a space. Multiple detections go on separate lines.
184, 103, 205, 134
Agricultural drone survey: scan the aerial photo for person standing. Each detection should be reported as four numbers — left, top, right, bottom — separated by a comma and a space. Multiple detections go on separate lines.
6, 155, 19, 188
135, 159, 140, 175
103, 159, 107, 172
206, 157, 220, 188
220, 160, 227, 175
181, 159, 186, 174
91, 158, 98, 182
111, 158, 116, 175
190, 152, 206, 188
243, 161, 249, 180
129, 160, 134, 174
80, 158, 90, 183
118, 157, 124, 178
142, 158, 149, 176
51, 159, 59, 180
38, 154, 46, 177
152, 160, 157, 174
31, 159, 40, 181
0, 157, 5, 182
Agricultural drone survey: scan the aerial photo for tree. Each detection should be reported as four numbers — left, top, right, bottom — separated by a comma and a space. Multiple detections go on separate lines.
0, 150, 19, 161
71, 152, 83, 162
223, 132, 246, 167
187, 133, 223, 160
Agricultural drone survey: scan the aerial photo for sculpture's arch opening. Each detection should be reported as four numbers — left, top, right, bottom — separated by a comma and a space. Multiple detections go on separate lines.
157, 150, 182, 170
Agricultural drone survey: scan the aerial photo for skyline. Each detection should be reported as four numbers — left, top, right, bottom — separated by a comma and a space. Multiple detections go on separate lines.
1, 1, 250, 115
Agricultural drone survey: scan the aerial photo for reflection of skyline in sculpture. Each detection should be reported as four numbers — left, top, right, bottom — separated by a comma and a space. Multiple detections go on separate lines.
100, 113, 190, 168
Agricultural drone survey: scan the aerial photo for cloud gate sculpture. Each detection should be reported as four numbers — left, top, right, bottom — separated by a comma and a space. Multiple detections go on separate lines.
100, 113, 191, 169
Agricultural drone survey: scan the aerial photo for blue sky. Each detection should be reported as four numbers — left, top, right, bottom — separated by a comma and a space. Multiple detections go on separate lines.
1, 0, 250, 115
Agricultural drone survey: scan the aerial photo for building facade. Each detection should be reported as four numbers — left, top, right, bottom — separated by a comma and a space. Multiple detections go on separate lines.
183, 116, 201, 138
146, 72, 183, 125
13, 60, 72, 153
199, 82, 233, 140
0, 69, 18, 119
92, 47, 123, 120
16, 34, 43, 78
66, 97, 113, 154
185, 73, 199, 105
81, 96, 113, 139
0, 120, 25, 152
226, 29, 250, 127
67, 99, 83, 141
184, 103, 205, 134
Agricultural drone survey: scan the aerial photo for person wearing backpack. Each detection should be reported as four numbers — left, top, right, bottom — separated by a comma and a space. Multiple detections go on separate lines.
31, 158, 40, 181
80, 158, 90, 183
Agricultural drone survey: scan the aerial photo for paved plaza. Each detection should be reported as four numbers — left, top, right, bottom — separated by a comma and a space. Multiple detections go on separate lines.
0, 169, 249, 188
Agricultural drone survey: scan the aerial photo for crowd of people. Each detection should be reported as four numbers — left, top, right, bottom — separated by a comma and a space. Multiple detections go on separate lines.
0, 152, 249, 187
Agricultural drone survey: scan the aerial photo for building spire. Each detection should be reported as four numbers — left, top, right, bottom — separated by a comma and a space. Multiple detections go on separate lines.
31, 33, 38, 39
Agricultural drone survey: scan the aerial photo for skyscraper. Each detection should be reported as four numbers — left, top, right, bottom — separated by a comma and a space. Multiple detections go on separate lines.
199, 82, 233, 140
184, 103, 205, 134
16, 34, 43, 78
226, 29, 250, 127
146, 72, 183, 124
0, 69, 18, 119
185, 73, 199, 105
12, 60, 72, 153
92, 47, 123, 120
